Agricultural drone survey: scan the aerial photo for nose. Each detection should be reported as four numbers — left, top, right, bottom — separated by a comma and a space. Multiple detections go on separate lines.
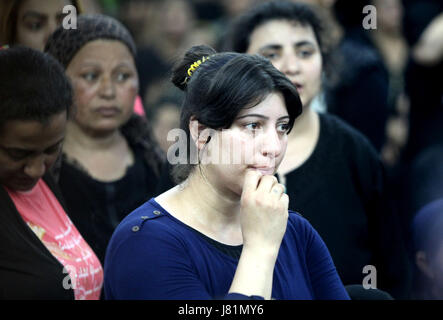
99, 75, 116, 99
280, 52, 300, 76
24, 154, 47, 180
260, 128, 283, 160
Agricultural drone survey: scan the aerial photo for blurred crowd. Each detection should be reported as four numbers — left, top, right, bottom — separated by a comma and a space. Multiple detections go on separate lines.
1, 0, 442, 300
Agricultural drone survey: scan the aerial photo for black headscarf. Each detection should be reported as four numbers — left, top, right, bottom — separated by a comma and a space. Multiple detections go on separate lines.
45, 14, 136, 69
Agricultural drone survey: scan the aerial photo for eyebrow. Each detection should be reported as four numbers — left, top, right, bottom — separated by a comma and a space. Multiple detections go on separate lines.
76, 62, 101, 70
259, 40, 316, 51
78, 62, 134, 69
236, 114, 290, 121
115, 62, 135, 69
3, 138, 64, 154
22, 11, 47, 20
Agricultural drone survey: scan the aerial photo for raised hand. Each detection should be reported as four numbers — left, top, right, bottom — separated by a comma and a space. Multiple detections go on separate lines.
240, 169, 289, 254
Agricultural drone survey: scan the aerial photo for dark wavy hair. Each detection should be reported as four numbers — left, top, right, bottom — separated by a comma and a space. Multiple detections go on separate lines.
170, 44, 302, 183
223, 0, 338, 82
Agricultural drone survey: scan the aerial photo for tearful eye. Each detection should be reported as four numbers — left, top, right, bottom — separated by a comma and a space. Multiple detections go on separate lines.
245, 123, 260, 131
277, 123, 290, 134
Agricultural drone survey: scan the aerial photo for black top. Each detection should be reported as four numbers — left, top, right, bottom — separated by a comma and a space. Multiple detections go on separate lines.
191, 228, 243, 260
0, 174, 75, 300
325, 29, 390, 152
279, 113, 410, 298
58, 145, 159, 264
403, 54, 443, 162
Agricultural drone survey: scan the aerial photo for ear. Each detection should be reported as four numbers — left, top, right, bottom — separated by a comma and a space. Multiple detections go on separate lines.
189, 117, 212, 151
416, 251, 435, 279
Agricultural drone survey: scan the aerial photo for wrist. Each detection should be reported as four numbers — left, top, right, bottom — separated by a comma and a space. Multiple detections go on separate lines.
241, 242, 280, 263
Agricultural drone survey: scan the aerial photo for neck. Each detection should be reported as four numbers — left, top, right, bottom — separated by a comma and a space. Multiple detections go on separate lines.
64, 121, 122, 151
188, 168, 241, 222
288, 105, 318, 140
175, 168, 242, 243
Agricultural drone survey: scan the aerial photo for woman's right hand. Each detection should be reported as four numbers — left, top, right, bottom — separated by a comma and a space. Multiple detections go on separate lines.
228, 169, 289, 299
239, 169, 289, 255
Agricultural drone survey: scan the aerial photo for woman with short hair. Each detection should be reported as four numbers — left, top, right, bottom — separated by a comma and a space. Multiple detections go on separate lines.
225, 0, 410, 298
0, 46, 102, 300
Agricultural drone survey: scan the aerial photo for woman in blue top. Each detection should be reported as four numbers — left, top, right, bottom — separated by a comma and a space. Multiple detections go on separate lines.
104, 45, 349, 300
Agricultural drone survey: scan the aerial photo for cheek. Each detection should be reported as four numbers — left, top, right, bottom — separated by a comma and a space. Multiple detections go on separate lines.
117, 81, 138, 111
271, 60, 284, 73
0, 158, 23, 182
216, 164, 246, 196
15, 26, 45, 50
72, 82, 97, 112
306, 57, 323, 88
278, 137, 288, 154
218, 132, 251, 165
276, 138, 288, 165
44, 154, 60, 170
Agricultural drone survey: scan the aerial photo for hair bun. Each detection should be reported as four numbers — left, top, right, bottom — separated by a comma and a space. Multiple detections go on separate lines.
171, 44, 217, 91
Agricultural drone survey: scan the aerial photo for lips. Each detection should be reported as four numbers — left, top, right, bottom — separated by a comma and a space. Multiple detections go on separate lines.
293, 82, 303, 92
94, 106, 121, 117
248, 166, 275, 176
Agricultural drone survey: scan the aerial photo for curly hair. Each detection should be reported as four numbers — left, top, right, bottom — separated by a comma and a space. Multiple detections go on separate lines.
223, 0, 339, 83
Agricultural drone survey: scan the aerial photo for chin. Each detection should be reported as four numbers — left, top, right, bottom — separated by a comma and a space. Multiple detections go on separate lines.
9, 180, 39, 192
89, 113, 131, 130
301, 98, 311, 109
91, 122, 124, 135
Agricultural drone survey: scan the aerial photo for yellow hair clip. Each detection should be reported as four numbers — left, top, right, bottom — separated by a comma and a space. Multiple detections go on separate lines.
186, 56, 211, 79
